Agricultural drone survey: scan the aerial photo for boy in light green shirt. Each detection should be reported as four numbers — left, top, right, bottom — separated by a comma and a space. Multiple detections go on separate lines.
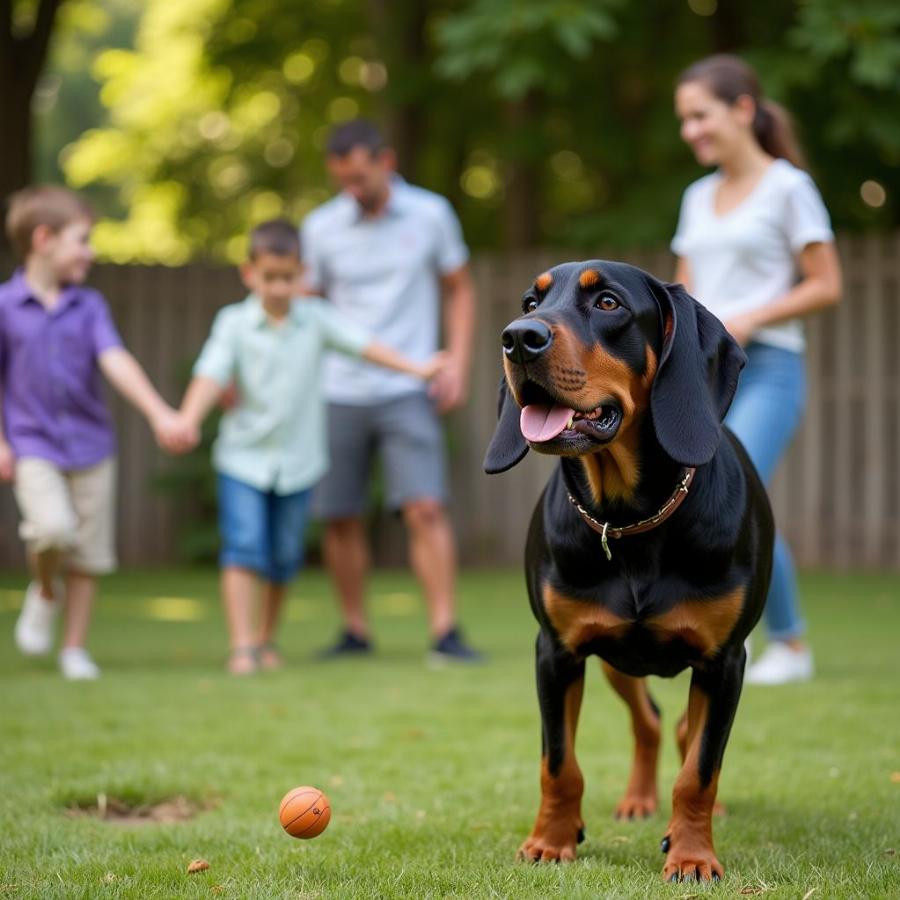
178, 219, 442, 674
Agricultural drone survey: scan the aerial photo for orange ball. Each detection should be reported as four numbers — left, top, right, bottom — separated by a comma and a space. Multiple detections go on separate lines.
279, 786, 331, 839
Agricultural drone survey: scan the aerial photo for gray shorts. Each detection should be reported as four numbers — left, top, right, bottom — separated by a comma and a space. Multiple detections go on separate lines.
315, 392, 447, 518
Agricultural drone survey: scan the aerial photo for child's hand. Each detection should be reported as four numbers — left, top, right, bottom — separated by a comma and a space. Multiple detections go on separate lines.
0, 441, 15, 482
153, 409, 199, 455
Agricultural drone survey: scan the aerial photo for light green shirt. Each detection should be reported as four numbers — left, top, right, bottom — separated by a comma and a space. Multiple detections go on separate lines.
193, 294, 369, 494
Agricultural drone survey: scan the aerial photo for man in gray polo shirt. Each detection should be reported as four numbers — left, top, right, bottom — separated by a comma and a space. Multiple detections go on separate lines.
301, 119, 481, 663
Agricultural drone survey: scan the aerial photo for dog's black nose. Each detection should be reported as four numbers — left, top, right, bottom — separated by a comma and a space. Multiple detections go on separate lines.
502, 319, 552, 363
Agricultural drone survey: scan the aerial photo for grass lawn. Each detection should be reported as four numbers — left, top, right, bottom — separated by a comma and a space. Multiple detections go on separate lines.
0, 567, 898, 899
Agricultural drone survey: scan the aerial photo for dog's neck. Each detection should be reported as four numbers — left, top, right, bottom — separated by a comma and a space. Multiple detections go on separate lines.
562, 416, 684, 524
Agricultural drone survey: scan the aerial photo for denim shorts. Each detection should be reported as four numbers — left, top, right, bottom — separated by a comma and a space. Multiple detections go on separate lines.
217, 473, 313, 584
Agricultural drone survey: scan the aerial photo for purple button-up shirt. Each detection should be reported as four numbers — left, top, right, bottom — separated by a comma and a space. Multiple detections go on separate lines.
0, 270, 123, 470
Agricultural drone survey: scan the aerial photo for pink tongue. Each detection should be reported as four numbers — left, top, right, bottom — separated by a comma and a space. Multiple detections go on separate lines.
520, 404, 575, 442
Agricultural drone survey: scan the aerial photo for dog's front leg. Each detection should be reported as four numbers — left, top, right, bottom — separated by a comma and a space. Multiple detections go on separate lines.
518, 630, 586, 863
660, 645, 746, 882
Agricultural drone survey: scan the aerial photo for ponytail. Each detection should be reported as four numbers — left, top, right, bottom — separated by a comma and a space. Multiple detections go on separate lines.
678, 55, 806, 169
753, 99, 805, 169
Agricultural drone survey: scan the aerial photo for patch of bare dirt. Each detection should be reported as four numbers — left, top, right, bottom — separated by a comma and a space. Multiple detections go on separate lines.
65, 793, 207, 825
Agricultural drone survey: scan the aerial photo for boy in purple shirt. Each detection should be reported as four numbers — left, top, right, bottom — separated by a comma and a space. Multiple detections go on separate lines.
0, 186, 195, 679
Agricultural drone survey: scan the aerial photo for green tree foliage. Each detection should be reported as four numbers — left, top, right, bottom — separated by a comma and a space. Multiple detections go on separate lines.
52, 0, 900, 262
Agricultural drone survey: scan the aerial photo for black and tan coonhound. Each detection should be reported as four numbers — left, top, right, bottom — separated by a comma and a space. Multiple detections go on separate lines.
484, 260, 774, 882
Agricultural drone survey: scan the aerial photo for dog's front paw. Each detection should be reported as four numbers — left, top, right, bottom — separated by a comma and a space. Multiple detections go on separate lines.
660, 833, 723, 882
517, 821, 584, 863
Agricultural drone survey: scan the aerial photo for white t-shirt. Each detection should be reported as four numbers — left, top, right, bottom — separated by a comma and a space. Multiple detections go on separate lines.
671, 159, 834, 352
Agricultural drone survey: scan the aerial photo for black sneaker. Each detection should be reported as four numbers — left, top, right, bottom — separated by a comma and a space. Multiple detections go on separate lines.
428, 627, 484, 666
316, 630, 373, 660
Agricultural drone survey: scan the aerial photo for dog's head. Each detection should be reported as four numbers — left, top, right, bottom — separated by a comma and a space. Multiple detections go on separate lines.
484, 261, 745, 475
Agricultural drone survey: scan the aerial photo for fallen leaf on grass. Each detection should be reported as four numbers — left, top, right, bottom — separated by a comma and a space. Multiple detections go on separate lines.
738, 887, 768, 896
884, 848, 895, 856
187, 859, 209, 874
891, 772, 900, 784
102, 873, 116, 884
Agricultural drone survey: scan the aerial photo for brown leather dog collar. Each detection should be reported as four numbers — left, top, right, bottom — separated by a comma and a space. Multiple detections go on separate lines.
567, 467, 696, 562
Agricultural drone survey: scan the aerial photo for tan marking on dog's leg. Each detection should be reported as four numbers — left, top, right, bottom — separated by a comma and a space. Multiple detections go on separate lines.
661, 687, 724, 882
519, 677, 585, 862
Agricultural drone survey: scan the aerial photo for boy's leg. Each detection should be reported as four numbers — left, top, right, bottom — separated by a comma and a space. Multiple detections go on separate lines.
221, 567, 260, 672
13, 458, 79, 655
57, 458, 117, 679
217, 473, 270, 673
31, 547, 63, 600
61, 571, 97, 649
258, 488, 315, 667
258, 582, 287, 645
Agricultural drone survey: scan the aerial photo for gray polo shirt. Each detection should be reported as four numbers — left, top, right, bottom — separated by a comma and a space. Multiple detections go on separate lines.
301, 177, 469, 404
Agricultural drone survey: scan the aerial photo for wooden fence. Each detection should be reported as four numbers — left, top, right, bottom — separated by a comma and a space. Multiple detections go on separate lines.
1, 234, 898, 570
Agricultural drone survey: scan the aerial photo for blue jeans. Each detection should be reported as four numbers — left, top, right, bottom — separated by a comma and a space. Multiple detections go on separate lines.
725, 342, 806, 641
217, 473, 313, 584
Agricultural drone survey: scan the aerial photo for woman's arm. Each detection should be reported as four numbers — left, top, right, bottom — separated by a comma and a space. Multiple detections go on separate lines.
673, 256, 693, 293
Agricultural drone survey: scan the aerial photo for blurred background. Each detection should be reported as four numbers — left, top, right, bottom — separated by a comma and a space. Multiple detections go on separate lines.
1, 0, 898, 570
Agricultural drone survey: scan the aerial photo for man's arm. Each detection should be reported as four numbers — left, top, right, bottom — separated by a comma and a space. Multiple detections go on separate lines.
433, 263, 476, 414
98, 347, 197, 452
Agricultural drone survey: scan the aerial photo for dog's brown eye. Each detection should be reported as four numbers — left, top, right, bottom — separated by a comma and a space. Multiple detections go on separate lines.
523, 297, 540, 313
596, 293, 620, 311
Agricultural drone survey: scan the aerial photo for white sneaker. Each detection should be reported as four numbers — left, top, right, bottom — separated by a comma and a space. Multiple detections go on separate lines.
14, 582, 60, 656
745, 642, 813, 685
59, 647, 100, 680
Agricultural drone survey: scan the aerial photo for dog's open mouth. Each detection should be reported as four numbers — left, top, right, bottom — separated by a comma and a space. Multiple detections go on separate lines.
517, 382, 622, 449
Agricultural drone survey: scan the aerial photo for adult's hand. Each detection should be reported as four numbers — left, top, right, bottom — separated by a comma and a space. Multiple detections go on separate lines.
723, 311, 758, 347
428, 354, 468, 414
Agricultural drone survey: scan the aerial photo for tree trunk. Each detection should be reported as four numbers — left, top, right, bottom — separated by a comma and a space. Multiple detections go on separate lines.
502, 94, 541, 252
0, 0, 66, 254
366, 0, 427, 178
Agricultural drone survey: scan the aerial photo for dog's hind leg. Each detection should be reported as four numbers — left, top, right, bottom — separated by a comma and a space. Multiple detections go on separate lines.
660, 646, 745, 882
518, 630, 586, 863
601, 661, 661, 819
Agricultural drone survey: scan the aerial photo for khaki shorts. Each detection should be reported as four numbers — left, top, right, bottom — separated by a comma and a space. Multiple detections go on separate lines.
13, 456, 117, 574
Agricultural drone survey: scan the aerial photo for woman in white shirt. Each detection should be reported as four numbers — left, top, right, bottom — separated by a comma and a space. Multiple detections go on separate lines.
672, 54, 842, 685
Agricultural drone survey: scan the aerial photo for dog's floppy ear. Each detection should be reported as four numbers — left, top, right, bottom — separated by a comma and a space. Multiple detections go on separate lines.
484, 376, 529, 474
649, 280, 745, 467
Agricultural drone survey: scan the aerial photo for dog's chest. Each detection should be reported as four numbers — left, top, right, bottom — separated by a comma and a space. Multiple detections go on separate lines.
542, 580, 744, 669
